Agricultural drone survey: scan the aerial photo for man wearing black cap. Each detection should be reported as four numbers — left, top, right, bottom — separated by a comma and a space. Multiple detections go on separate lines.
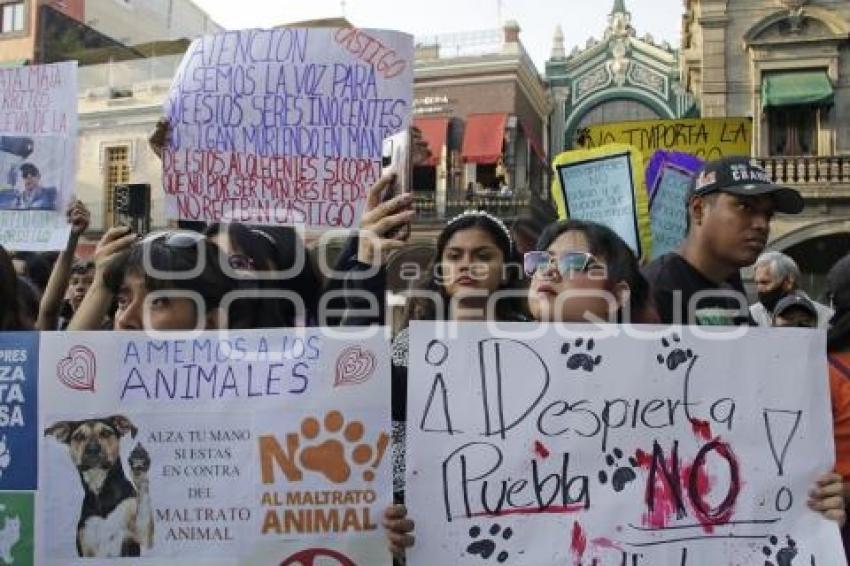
771, 292, 818, 329
643, 155, 804, 325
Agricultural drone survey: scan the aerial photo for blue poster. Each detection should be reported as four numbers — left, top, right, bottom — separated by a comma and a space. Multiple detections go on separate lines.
0, 333, 37, 491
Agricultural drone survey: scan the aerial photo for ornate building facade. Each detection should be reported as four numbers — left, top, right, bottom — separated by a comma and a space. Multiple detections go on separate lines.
546, 0, 695, 153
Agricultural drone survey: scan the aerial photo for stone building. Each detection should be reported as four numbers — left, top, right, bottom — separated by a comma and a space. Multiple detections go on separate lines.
546, 0, 695, 153
410, 22, 552, 226
683, 0, 850, 292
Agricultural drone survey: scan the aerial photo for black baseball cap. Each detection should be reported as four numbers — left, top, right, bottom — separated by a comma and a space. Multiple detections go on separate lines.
773, 293, 817, 321
689, 156, 804, 214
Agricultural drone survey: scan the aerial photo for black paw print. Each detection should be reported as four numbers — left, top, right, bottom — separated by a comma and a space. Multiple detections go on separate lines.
561, 338, 602, 372
466, 523, 513, 563
763, 535, 797, 566
656, 333, 693, 371
598, 448, 638, 492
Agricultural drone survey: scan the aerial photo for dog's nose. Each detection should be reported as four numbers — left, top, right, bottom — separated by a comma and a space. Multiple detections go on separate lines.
84, 442, 101, 456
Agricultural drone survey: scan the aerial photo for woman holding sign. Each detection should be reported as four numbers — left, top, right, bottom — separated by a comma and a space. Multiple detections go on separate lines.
384, 218, 846, 560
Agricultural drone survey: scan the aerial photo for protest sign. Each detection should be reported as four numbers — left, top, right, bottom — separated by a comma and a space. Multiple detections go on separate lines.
0, 333, 39, 565
162, 28, 414, 230
0, 62, 77, 251
580, 117, 752, 165
551, 144, 651, 258
37, 329, 391, 564
645, 150, 703, 259
406, 322, 844, 566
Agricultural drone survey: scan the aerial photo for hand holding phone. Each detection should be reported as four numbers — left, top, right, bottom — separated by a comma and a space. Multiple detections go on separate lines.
380, 129, 413, 239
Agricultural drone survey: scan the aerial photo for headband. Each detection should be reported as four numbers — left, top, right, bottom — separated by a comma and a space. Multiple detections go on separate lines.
446, 209, 513, 248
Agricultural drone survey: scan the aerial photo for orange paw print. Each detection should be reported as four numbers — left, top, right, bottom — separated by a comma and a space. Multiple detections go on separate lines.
298, 411, 388, 483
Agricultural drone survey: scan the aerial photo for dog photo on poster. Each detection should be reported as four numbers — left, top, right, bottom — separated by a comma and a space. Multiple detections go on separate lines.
37, 330, 392, 565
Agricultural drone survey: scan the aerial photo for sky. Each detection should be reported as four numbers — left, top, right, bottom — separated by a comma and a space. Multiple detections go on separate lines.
192, 0, 683, 73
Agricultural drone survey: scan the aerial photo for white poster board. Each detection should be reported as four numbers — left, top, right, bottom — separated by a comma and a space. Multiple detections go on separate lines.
162, 28, 413, 230
0, 63, 77, 250
406, 322, 844, 565
37, 329, 391, 565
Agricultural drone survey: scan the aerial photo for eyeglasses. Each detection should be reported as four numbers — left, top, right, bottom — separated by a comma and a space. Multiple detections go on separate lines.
523, 251, 604, 278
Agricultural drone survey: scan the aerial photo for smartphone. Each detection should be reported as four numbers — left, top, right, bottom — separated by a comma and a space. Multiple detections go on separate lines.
113, 183, 151, 234
380, 129, 413, 239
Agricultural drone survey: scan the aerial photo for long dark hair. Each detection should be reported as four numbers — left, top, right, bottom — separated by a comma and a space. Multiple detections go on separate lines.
535, 219, 658, 324
105, 233, 242, 326
828, 254, 850, 352
402, 212, 527, 325
0, 246, 28, 330
205, 223, 320, 326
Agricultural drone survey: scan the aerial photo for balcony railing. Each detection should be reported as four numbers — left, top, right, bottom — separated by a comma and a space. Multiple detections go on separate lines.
412, 194, 531, 222
755, 156, 850, 186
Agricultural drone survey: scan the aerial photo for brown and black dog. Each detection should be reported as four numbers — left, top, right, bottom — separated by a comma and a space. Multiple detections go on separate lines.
44, 415, 153, 557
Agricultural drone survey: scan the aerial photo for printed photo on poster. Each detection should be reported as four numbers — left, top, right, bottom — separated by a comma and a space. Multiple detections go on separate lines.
0, 63, 77, 251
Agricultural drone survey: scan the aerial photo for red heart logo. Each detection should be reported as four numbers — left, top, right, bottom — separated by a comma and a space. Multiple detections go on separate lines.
57, 345, 96, 392
334, 346, 376, 387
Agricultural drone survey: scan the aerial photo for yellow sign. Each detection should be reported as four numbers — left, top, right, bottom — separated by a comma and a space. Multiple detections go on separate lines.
551, 144, 652, 260
580, 117, 752, 165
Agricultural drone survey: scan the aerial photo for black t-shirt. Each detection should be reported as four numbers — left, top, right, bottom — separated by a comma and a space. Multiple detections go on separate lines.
642, 253, 751, 325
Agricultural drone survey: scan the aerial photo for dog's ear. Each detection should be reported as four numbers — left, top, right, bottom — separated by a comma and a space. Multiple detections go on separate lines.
44, 421, 75, 444
108, 415, 138, 439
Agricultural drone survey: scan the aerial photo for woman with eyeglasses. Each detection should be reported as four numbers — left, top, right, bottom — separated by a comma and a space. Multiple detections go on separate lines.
385, 219, 846, 559
524, 219, 659, 324
69, 227, 239, 331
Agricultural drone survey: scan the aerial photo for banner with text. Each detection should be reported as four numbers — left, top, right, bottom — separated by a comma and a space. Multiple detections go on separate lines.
552, 144, 651, 259
0, 62, 77, 250
37, 329, 391, 565
163, 28, 413, 230
580, 117, 751, 166
645, 150, 703, 259
406, 322, 844, 565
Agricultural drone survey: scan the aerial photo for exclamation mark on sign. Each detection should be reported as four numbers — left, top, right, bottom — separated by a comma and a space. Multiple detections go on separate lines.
363, 432, 389, 481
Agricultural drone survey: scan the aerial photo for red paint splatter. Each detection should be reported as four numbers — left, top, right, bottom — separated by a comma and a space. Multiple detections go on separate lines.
590, 537, 622, 551
570, 521, 587, 559
679, 460, 713, 533
683, 440, 741, 532
534, 440, 550, 459
633, 440, 741, 533
633, 449, 652, 467
690, 419, 713, 441
634, 446, 686, 529
469, 503, 585, 518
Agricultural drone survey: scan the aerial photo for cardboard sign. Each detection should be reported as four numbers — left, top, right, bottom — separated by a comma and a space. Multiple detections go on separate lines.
0, 63, 77, 251
162, 28, 413, 230
645, 150, 703, 259
406, 322, 845, 566
35, 329, 391, 565
551, 144, 650, 259
580, 117, 752, 165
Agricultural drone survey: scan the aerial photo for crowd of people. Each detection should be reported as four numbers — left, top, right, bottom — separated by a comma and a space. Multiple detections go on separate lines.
1, 141, 850, 560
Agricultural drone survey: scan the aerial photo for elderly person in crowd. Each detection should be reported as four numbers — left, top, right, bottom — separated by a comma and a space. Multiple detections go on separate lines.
751, 251, 833, 327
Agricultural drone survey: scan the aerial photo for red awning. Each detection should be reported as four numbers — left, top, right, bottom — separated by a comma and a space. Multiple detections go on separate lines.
521, 119, 547, 165
461, 113, 508, 164
413, 117, 449, 167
